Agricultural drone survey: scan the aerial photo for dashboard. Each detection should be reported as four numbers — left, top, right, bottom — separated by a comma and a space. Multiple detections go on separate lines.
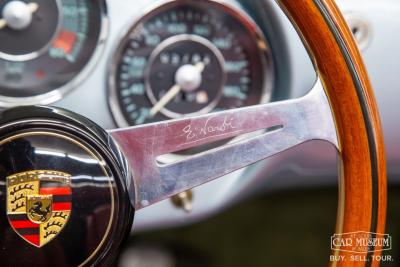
0, 0, 399, 232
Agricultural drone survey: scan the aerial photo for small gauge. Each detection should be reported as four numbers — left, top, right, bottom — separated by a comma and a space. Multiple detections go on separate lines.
109, 0, 273, 127
0, 0, 107, 106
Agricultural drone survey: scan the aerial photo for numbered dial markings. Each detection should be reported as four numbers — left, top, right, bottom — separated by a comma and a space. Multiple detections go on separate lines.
110, 1, 272, 126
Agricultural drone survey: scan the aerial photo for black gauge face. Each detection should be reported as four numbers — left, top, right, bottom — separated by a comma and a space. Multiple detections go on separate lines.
110, 0, 273, 126
0, 0, 106, 104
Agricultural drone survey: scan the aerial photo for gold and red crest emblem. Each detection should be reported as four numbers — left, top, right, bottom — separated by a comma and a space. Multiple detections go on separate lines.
6, 170, 72, 247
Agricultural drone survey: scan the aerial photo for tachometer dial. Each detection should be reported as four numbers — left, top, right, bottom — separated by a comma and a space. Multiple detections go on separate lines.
109, 0, 273, 127
0, 0, 107, 106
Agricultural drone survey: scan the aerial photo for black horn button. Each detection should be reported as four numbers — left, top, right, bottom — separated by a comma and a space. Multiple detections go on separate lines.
0, 106, 134, 266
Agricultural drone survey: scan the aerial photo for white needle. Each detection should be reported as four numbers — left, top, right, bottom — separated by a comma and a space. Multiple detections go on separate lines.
149, 62, 205, 117
0, 2, 39, 30
0, 19, 5, 30
194, 61, 205, 72
29, 2, 39, 13
149, 84, 182, 117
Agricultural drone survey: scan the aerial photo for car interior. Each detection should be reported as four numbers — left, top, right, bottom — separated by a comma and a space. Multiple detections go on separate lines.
0, 0, 398, 266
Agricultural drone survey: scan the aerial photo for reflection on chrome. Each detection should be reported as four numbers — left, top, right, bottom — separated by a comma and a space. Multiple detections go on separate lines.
35, 148, 103, 165
71, 175, 111, 182
35, 149, 66, 157
67, 154, 103, 165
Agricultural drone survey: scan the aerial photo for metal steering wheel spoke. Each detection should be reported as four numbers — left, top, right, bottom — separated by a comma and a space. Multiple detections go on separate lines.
109, 78, 338, 210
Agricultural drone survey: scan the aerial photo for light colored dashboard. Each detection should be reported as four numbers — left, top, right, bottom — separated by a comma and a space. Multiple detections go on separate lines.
1, 0, 399, 232
55, 0, 400, 231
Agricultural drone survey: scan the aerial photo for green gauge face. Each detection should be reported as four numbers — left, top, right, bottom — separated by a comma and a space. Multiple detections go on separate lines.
110, 1, 274, 127
0, 0, 106, 104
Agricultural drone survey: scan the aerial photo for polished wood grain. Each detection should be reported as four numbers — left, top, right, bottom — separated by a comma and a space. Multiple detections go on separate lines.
276, 0, 387, 266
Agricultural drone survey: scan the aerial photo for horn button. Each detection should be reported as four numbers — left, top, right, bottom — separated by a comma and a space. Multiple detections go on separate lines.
0, 106, 134, 266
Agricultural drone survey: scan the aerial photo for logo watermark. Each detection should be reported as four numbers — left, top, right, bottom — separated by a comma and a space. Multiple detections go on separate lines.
330, 232, 393, 263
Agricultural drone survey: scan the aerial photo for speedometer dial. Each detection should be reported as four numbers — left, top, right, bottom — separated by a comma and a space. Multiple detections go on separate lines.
0, 0, 107, 106
109, 0, 273, 127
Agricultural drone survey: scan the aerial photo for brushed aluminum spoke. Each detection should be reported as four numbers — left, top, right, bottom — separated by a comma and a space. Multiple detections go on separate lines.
108, 78, 338, 209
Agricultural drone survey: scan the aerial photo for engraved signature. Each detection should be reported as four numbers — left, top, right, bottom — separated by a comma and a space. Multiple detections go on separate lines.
181, 116, 236, 141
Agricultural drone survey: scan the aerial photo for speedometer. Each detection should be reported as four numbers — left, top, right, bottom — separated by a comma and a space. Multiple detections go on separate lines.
0, 0, 107, 106
109, 0, 274, 127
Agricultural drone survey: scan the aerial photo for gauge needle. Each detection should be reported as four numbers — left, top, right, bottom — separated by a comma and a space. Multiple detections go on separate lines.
0, 2, 39, 30
0, 19, 5, 30
29, 2, 39, 12
149, 62, 205, 117
29, 2, 39, 13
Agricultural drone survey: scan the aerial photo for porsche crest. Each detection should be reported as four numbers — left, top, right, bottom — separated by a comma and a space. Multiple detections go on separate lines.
6, 170, 72, 247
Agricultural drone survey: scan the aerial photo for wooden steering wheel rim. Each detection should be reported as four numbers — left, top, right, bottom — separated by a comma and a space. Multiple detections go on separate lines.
276, 0, 387, 266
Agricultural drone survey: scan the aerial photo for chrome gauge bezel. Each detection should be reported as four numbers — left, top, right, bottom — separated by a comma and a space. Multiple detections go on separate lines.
0, 0, 109, 108
108, 0, 275, 130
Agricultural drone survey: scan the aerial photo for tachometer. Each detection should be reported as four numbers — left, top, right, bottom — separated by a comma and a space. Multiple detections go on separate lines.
0, 0, 107, 106
109, 0, 273, 127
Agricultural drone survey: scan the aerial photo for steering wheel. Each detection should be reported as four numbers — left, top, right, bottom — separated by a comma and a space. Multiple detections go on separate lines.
0, 0, 386, 266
